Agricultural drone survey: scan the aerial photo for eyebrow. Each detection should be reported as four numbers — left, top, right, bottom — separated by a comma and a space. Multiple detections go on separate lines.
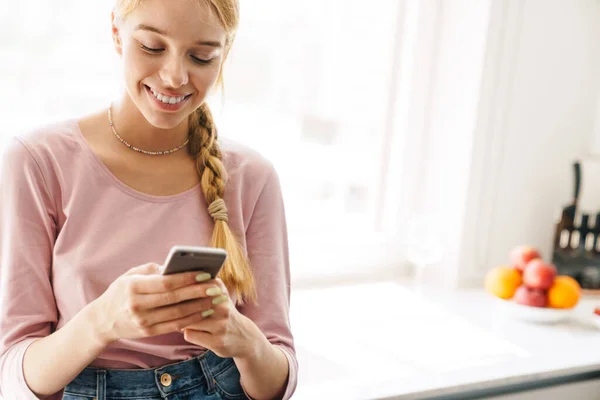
134, 24, 223, 47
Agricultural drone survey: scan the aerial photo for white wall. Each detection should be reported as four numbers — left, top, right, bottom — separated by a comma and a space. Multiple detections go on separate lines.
591, 82, 600, 157
399, 0, 600, 288
460, 0, 600, 285
409, 0, 494, 289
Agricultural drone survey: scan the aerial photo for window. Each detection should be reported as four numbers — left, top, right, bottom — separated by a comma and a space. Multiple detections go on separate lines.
1, 0, 409, 282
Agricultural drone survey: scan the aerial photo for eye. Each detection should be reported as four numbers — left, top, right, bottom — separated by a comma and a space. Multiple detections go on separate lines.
140, 44, 164, 53
138, 41, 214, 65
191, 55, 213, 65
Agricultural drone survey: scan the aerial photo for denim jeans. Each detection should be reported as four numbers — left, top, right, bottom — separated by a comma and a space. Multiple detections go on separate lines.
63, 351, 249, 400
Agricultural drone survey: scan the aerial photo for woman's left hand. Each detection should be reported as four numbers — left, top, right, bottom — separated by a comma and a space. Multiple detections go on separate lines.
181, 278, 258, 359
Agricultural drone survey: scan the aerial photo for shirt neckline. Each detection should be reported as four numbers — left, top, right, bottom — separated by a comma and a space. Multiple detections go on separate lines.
70, 118, 203, 203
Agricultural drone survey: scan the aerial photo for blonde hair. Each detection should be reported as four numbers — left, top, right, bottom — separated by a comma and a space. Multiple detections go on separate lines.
115, 0, 257, 305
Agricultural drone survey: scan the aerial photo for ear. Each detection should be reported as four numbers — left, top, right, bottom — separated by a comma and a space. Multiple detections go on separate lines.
111, 11, 123, 56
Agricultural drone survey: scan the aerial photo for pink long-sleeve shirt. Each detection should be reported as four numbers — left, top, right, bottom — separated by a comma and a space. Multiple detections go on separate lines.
0, 119, 297, 400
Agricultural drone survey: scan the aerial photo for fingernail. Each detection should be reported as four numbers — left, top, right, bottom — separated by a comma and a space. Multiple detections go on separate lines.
196, 273, 211, 282
202, 309, 215, 318
212, 295, 228, 305
206, 287, 222, 296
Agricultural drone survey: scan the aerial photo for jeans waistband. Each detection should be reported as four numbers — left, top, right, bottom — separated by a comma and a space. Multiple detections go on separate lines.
64, 350, 234, 399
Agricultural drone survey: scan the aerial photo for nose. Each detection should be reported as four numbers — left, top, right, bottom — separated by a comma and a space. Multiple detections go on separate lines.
159, 55, 189, 89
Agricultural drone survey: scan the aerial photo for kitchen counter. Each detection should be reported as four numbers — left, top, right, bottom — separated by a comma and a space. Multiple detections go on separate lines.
291, 282, 600, 399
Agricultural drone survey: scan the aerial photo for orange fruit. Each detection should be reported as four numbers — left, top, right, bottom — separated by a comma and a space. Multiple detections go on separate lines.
484, 266, 522, 299
547, 276, 581, 309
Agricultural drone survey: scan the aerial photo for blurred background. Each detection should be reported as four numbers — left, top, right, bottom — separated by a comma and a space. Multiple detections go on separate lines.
3, 0, 600, 399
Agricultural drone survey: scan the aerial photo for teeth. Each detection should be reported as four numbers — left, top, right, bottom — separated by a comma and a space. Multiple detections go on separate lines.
149, 87, 188, 104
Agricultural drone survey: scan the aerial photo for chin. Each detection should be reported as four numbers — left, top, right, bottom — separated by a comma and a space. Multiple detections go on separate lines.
143, 111, 187, 130
139, 97, 191, 129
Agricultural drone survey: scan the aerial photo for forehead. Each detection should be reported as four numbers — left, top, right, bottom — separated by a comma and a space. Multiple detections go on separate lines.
124, 0, 226, 43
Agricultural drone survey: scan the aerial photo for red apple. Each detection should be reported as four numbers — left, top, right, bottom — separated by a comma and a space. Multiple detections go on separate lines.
514, 285, 548, 307
522, 259, 557, 290
594, 308, 600, 317
510, 245, 541, 272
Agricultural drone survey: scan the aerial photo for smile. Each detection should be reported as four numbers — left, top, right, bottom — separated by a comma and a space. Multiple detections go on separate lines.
146, 85, 191, 105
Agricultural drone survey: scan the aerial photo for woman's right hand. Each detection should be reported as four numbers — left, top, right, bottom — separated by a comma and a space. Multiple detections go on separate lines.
90, 263, 222, 345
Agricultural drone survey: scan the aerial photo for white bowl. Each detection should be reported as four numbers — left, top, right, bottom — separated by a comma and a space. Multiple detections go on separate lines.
592, 313, 600, 329
493, 297, 574, 323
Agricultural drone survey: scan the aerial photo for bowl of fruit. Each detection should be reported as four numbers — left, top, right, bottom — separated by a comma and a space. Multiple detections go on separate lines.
593, 308, 600, 329
484, 245, 581, 323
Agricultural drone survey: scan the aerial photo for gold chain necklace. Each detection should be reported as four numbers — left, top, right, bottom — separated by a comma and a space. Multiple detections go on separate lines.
107, 107, 189, 156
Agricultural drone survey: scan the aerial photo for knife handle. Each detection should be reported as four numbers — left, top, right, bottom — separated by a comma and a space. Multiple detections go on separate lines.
573, 161, 581, 203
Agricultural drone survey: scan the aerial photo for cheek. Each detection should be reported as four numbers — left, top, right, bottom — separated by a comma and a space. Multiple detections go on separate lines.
190, 66, 221, 98
122, 47, 156, 87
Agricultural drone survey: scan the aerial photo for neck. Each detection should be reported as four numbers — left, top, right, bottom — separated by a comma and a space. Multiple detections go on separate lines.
109, 92, 190, 154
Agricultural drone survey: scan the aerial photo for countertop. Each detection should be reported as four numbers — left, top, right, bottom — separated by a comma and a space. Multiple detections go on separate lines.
290, 282, 600, 399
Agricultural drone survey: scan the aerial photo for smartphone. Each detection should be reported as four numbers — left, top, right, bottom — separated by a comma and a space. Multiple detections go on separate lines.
161, 245, 227, 278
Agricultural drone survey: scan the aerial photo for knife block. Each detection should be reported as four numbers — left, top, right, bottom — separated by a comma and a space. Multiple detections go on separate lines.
552, 205, 600, 293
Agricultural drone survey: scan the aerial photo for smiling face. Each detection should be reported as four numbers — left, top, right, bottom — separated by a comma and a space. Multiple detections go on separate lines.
112, 0, 227, 129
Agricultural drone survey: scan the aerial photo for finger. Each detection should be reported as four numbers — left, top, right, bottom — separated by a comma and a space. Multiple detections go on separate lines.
183, 301, 229, 332
141, 308, 214, 337
133, 297, 213, 327
213, 278, 229, 296
183, 318, 215, 333
182, 310, 220, 332
134, 281, 226, 310
135, 284, 209, 310
124, 263, 161, 276
182, 328, 214, 348
209, 294, 230, 308
131, 271, 217, 294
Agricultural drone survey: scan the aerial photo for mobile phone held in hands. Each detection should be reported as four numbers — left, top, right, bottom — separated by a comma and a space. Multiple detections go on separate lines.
161, 245, 227, 278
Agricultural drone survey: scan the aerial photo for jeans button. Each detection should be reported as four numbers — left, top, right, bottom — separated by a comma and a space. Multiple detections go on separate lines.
160, 373, 173, 387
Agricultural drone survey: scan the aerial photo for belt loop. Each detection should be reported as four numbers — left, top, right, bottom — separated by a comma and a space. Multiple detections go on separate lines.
96, 370, 107, 400
198, 356, 215, 393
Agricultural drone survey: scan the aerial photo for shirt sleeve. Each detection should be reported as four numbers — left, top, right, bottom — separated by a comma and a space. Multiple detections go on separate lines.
238, 165, 298, 400
0, 138, 60, 399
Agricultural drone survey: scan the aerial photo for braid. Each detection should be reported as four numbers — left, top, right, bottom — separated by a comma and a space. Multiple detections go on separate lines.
189, 104, 257, 305
190, 104, 226, 203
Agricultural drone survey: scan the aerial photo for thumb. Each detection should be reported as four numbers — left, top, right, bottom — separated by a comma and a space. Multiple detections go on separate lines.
124, 263, 161, 276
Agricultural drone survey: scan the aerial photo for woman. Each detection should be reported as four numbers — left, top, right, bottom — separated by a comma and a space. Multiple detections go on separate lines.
0, 0, 297, 399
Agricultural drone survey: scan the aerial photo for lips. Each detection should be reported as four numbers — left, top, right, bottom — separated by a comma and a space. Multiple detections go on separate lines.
145, 84, 192, 105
